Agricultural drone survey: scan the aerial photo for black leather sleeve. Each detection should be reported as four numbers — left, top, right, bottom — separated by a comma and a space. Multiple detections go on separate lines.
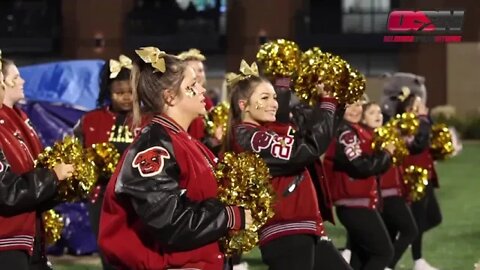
114, 124, 231, 251
407, 116, 431, 155
333, 122, 392, 179
274, 87, 291, 124
234, 99, 336, 177
0, 150, 59, 216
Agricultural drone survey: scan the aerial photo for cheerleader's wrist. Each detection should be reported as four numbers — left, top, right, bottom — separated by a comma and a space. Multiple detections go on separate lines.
319, 97, 337, 113
225, 206, 245, 230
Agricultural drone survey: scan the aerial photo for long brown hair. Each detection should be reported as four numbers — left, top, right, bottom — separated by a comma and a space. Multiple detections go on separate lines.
222, 76, 269, 152
131, 54, 186, 125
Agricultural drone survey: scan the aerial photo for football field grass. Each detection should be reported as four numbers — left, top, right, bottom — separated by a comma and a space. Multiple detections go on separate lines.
53, 142, 480, 270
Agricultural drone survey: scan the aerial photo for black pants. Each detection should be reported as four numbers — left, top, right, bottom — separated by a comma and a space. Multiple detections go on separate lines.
381, 196, 418, 268
0, 250, 30, 270
410, 185, 442, 260
88, 188, 116, 270
336, 207, 393, 270
260, 234, 352, 270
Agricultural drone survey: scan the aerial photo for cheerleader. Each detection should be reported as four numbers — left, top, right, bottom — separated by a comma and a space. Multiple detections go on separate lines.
0, 58, 42, 156
0, 56, 74, 269
393, 93, 441, 270
73, 54, 144, 269
177, 49, 219, 147
361, 101, 421, 270
98, 47, 251, 270
224, 61, 351, 270
324, 99, 395, 270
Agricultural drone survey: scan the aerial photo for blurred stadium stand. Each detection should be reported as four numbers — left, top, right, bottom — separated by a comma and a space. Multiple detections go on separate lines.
0, 0, 61, 54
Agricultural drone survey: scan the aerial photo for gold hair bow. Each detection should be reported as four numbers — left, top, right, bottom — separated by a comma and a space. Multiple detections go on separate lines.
177, 48, 206, 61
398, 86, 411, 102
135, 47, 167, 73
109, 54, 132, 79
226, 60, 259, 88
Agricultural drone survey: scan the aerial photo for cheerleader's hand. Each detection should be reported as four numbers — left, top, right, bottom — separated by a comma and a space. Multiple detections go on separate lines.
53, 163, 75, 181
412, 97, 428, 116
317, 83, 332, 98
417, 103, 429, 116
384, 143, 396, 155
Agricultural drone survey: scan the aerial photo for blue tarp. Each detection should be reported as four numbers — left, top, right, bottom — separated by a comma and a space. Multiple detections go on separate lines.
20, 60, 105, 111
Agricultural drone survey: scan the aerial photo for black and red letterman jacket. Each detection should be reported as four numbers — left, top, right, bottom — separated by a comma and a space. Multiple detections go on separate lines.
0, 107, 58, 255
324, 121, 392, 209
99, 115, 244, 270
229, 97, 337, 245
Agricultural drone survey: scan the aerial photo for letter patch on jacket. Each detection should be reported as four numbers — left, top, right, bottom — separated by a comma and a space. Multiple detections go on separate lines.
132, 146, 170, 177
251, 131, 274, 152
0, 162, 4, 173
339, 130, 361, 161
251, 130, 294, 160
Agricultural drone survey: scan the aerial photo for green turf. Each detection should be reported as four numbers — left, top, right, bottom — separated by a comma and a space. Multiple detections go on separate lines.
53, 142, 480, 270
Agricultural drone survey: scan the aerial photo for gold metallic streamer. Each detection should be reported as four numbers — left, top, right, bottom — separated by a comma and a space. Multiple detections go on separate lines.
403, 165, 429, 202
205, 102, 230, 137
430, 123, 455, 160
86, 142, 121, 178
215, 152, 275, 256
43, 210, 64, 245
256, 39, 301, 78
393, 112, 420, 136
293, 48, 366, 105
372, 120, 409, 165
36, 136, 98, 202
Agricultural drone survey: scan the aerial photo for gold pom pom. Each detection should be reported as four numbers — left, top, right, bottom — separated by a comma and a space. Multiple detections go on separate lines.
215, 152, 275, 256
372, 121, 409, 165
86, 142, 121, 177
430, 123, 455, 160
293, 48, 366, 105
206, 102, 230, 137
393, 112, 419, 136
343, 67, 367, 104
403, 165, 429, 202
43, 210, 64, 245
294, 48, 332, 105
36, 136, 98, 202
256, 39, 301, 78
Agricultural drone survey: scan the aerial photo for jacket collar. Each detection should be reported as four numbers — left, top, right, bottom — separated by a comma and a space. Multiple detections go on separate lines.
152, 114, 183, 134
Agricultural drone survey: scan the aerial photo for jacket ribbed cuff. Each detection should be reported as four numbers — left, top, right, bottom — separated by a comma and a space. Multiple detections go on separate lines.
225, 206, 245, 230
274, 77, 291, 88
319, 97, 337, 112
